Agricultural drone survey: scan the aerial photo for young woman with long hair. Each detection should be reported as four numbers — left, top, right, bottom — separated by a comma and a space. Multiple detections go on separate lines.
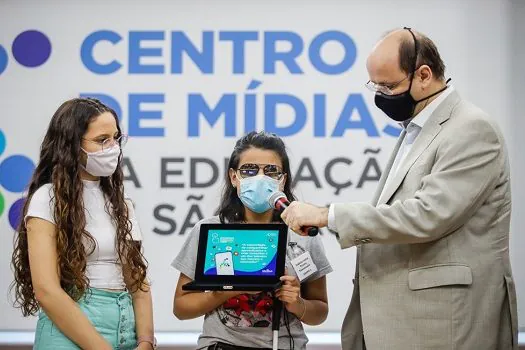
11, 98, 155, 350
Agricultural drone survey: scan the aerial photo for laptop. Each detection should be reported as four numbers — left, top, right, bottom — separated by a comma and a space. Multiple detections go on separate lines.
182, 223, 288, 291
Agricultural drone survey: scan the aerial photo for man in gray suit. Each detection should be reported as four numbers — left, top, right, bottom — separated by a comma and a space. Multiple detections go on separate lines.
281, 27, 518, 349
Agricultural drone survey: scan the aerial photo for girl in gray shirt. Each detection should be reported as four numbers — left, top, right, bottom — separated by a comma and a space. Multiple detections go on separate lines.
172, 131, 332, 350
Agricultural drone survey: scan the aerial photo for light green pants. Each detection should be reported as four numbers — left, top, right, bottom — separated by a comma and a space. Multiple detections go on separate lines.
33, 288, 136, 349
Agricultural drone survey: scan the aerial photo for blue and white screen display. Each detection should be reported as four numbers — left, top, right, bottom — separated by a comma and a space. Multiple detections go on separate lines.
203, 229, 279, 276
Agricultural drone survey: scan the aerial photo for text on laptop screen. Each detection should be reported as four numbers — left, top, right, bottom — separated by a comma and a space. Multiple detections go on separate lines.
203, 229, 279, 276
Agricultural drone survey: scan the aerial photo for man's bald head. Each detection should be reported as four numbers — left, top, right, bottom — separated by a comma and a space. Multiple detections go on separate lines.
368, 28, 446, 82
366, 30, 407, 82
366, 28, 448, 119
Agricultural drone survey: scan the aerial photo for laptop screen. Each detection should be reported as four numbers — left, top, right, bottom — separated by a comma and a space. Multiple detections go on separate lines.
203, 228, 280, 276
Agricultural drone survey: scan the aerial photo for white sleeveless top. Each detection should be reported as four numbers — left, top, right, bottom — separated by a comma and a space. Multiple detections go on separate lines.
25, 180, 142, 290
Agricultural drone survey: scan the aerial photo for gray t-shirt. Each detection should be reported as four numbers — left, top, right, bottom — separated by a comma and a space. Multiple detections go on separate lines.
171, 216, 333, 350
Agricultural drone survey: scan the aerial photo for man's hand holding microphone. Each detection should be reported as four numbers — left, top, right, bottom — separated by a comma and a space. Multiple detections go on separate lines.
269, 191, 328, 236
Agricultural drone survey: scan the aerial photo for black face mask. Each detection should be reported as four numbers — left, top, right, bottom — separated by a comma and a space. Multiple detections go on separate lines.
374, 27, 449, 123
374, 82, 449, 122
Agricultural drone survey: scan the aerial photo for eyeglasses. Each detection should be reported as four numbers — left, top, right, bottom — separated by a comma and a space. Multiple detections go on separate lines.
83, 134, 128, 152
365, 75, 410, 96
237, 163, 285, 180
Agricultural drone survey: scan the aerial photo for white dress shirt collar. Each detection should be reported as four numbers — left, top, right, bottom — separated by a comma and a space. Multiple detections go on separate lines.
402, 85, 455, 130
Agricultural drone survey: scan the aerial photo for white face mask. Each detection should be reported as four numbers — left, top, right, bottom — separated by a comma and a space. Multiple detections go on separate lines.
81, 144, 121, 177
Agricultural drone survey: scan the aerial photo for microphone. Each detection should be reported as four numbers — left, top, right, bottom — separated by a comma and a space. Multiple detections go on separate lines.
269, 191, 319, 236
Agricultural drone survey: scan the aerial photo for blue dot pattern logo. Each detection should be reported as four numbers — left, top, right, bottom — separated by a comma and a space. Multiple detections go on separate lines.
0, 30, 51, 75
0, 45, 7, 75
12, 30, 52, 68
9, 199, 26, 231
0, 129, 6, 155
0, 156, 35, 193
0, 129, 35, 230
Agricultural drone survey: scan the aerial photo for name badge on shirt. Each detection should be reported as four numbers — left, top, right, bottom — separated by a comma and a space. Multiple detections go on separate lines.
291, 252, 318, 281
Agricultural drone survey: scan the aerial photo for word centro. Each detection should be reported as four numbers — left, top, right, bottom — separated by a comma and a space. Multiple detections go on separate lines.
80, 30, 358, 75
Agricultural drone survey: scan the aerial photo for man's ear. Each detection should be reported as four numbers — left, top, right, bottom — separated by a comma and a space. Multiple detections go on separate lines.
417, 65, 433, 87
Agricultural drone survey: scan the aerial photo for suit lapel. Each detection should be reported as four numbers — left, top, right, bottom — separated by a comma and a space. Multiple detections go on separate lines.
377, 91, 461, 206
371, 130, 406, 206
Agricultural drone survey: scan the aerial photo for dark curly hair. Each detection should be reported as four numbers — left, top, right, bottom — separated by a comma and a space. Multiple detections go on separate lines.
11, 97, 148, 316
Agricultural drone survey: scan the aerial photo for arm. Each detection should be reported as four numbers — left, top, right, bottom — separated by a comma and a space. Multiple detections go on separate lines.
283, 118, 504, 247
277, 275, 328, 326
173, 273, 246, 320
333, 118, 503, 247
123, 254, 154, 350
27, 218, 111, 350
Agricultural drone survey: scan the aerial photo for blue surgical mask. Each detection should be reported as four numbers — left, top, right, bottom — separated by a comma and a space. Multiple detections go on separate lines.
239, 175, 279, 213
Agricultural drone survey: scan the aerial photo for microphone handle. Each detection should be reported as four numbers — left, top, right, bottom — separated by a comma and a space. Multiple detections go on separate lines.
301, 226, 319, 237
275, 199, 319, 236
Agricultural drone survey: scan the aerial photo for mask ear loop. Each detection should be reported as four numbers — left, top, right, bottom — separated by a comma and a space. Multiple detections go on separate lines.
403, 27, 419, 91
277, 173, 287, 191
405, 27, 452, 89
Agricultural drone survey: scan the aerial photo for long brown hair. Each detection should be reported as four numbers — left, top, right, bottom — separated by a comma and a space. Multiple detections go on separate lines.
11, 98, 148, 316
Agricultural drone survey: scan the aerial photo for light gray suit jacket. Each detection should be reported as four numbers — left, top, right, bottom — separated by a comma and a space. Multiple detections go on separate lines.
333, 91, 518, 349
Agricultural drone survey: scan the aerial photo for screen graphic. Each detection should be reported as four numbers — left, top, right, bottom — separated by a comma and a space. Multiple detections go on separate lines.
204, 229, 279, 276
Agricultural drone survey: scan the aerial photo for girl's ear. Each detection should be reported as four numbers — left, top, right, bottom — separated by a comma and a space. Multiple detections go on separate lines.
229, 168, 238, 188
279, 173, 287, 191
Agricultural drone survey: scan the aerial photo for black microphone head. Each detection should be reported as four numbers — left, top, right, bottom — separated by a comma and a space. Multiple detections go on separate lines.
268, 191, 287, 208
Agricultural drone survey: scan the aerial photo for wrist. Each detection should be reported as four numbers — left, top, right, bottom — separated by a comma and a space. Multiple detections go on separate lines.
290, 297, 307, 320
213, 290, 238, 302
136, 335, 156, 349
318, 207, 329, 227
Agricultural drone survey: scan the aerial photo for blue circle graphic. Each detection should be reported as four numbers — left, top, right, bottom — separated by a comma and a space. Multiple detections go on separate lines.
0, 45, 7, 74
0, 130, 5, 156
0, 155, 35, 193
9, 197, 25, 230
12, 30, 52, 68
